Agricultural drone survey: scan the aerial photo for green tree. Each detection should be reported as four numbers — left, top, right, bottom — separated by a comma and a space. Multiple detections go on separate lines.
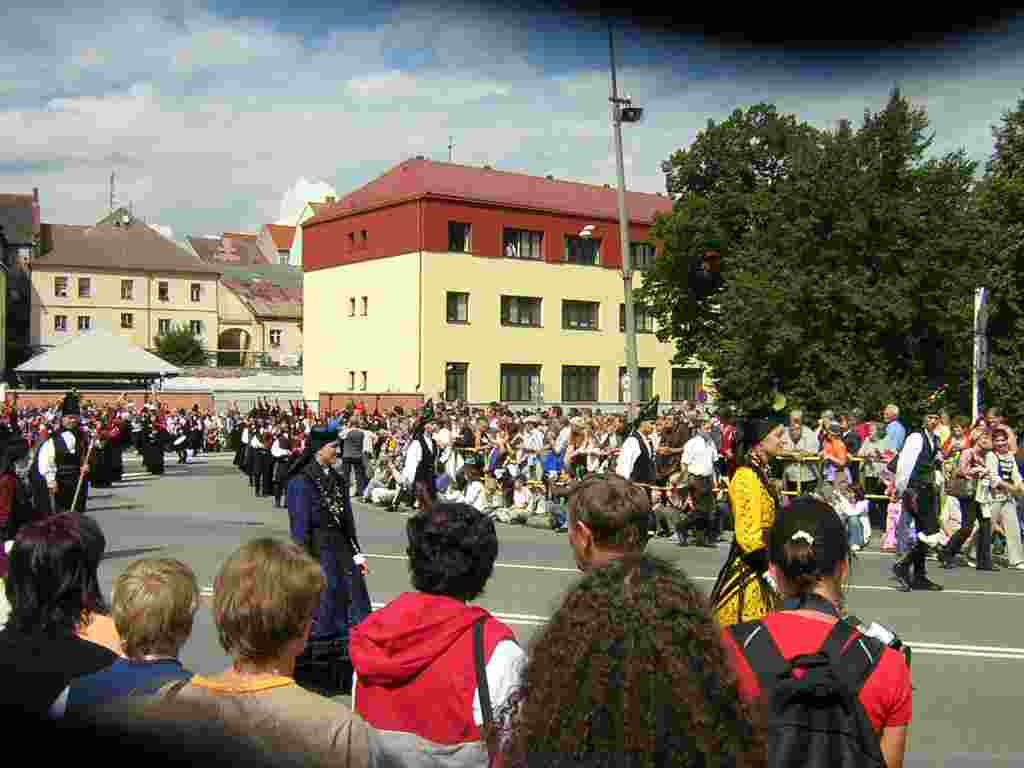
153, 323, 208, 366
640, 90, 982, 421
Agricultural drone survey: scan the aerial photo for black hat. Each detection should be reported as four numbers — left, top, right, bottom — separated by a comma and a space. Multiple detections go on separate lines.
308, 427, 339, 453
735, 409, 786, 457
412, 399, 435, 436
628, 395, 660, 433
61, 392, 81, 417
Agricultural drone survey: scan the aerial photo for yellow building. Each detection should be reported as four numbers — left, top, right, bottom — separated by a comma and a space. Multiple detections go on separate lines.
31, 209, 221, 354
303, 158, 707, 408
218, 265, 303, 367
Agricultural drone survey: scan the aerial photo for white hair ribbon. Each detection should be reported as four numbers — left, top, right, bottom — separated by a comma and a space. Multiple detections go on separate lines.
791, 530, 815, 545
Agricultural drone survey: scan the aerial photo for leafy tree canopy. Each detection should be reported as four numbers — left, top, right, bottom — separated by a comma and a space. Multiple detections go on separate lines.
153, 323, 208, 366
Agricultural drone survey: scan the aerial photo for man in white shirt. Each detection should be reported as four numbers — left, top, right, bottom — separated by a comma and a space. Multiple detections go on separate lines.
523, 417, 545, 481
676, 420, 719, 547
780, 410, 819, 494
554, 418, 572, 457
34, 392, 89, 515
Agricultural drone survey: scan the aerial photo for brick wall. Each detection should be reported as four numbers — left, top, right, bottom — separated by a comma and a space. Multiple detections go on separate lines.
6, 390, 215, 412
319, 392, 424, 415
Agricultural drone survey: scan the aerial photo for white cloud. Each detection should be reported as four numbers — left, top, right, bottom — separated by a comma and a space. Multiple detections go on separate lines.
277, 178, 339, 226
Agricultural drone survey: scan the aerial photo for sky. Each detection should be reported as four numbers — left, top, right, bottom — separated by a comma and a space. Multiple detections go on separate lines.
2, 0, 1023, 243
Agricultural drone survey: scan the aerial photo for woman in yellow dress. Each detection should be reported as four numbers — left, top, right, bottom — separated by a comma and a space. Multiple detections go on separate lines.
710, 414, 787, 627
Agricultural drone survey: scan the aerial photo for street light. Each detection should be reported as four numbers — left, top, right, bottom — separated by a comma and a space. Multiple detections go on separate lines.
608, 25, 643, 419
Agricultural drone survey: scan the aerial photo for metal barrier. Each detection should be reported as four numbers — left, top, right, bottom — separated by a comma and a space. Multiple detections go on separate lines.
777, 454, 892, 501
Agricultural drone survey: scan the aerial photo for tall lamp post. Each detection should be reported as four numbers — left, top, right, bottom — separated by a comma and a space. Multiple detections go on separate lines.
608, 25, 643, 418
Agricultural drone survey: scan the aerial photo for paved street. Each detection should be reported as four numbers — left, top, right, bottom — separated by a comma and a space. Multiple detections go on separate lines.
91, 451, 1024, 766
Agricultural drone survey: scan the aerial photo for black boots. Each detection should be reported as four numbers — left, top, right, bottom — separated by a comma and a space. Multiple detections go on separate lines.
976, 518, 1000, 571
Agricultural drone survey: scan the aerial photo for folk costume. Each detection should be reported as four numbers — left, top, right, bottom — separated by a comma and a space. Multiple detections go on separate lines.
143, 419, 170, 475
400, 400, 437, 507
33, 393, 89, 516
90, 421, 115, 489
709, 413, 785, 627
616, 397, 660, 531
271, 433, 293, 508
287, 428, 371, 695
892, 415, 946, 591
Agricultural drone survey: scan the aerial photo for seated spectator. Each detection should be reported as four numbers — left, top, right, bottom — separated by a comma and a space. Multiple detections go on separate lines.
350, 501, 524, 768
165, 538, 381, 767
64, 558, 198, 717
499, 554, 766, 768
0, 514, 119, 717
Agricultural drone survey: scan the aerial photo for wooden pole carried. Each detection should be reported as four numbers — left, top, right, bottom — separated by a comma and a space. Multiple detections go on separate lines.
70, 437, 96, 514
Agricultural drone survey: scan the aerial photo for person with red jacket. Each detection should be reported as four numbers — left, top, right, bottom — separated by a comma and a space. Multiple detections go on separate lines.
350, 501, 523, 768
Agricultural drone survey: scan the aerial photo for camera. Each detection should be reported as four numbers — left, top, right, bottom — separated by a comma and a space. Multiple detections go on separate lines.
848, 615, 911, 668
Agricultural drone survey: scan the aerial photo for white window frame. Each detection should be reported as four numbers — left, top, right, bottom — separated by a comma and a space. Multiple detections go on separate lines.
77, 277, 91, 299
503, 228, 544, 260
121, 279, 134, 301
349, 298, 356, 317
190, 283, 202, 302
77, 315, 91, 331
361, 296, 368, 316
349, 371, 356, 390
54, 315, 67, 332
269, 329, 283, 348
121, 313, 133, 329
54, 276, 68, 298
360, 371, 367, 391
158, 281, 170, 302
158, 319, 171, 336
446, 291, 469, 323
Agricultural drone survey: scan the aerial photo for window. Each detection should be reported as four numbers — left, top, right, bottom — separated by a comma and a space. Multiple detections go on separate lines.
500, 364, 541, 403
360, 230, 367, 245
500, 296, 542, 327
121, 313, 133, 329
446, 292, 469, 323
360, 371, 367, 391
619, 367, 654, 402
672, 368, 703, 402
348, 371, 355, 390
564, 235, 601, 265
278, 252, 290, 266
630, 242, 656, 270
448, 222, 472, 253
158, 319, 171, 335
158, 281, 169, 301
189, 320, 204, 337
54, 315, 67, 332
348, 233, 355, 251
190, 283, 202, 302
77, 315, 91, 331
445, 362, 468, 402
121, 280, 134, 300
349, 298, 356, 317
78, 277, 91, 298
619, 303, 655, 333
562, 300, 600, 330
503, 228, 543, 260
54, 276, 68, 297
361, 297, 368, 316
269, 329, 282, 347
562, 366, 599, 402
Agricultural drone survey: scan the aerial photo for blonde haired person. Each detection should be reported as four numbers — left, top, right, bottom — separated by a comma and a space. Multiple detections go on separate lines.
64, 558, 199, 717
169, 538, 382, 767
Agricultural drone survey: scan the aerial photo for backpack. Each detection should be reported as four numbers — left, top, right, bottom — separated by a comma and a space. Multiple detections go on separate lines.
729, 619, 887, 768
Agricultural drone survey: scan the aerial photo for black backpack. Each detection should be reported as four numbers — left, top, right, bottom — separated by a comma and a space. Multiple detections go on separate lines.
729, 619, 887, 768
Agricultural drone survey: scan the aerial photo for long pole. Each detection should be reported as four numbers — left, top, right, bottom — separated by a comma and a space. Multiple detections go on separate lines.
610, 25, 640, 419
973, 287, 989, 424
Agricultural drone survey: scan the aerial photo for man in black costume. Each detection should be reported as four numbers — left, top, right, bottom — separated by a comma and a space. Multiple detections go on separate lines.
142, 417, 170, 475
399, 400, 437, 510
615, 396, 660, 533
33, 392, 89, 515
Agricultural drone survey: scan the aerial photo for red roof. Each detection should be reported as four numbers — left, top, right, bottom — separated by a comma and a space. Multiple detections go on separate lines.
265, 224, 296, 251
305, 158, 672, 227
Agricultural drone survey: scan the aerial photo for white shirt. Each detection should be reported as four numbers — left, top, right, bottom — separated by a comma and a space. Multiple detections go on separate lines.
555, 426, 571, 455
681, 434, 717, 478
461, 480, 487, 512
37, 432, 77, 484
894, 431, 941, 496
363, 430, 376, 455
400, 434, 434, 487
271, 440, 291, 459
616, 433, 651, 479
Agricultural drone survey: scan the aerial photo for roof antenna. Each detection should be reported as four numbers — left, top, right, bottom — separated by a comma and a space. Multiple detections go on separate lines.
448, 136, 454, 163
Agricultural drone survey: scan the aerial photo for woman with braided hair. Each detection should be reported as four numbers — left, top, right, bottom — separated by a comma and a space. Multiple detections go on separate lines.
709, 412, 786, 627
499, 553, 766, 768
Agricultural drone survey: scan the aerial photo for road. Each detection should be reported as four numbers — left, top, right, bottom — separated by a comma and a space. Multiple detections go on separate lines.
88, 451, 1023, 767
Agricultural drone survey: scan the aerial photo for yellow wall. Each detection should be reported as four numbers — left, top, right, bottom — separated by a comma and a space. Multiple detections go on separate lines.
303, 252, 420, 400
31, 268, 219, 350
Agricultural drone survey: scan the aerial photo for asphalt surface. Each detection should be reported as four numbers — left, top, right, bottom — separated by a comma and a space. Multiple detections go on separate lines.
89, 452, 1024, 767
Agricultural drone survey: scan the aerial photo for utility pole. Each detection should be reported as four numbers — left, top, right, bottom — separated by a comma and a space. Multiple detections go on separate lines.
610, 25, 640, 419
109, 171, 116, 212
449, 136, 454, 163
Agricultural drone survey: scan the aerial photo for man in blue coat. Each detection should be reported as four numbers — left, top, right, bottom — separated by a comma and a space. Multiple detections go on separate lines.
286, 426, 371, 695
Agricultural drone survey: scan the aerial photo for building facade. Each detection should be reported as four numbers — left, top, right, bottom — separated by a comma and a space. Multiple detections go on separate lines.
302, 158, 707, 407
31, 209, 221, 353
0, 189, 40, 371
288, 199, 332, 268
218, 265, 302, 367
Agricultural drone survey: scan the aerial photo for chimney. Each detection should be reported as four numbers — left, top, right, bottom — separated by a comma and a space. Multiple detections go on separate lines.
325, 195, 336, 204
545, 175, 554, 180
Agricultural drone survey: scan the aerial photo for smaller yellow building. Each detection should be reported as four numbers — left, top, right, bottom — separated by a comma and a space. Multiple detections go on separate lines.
218, 265, 303, 367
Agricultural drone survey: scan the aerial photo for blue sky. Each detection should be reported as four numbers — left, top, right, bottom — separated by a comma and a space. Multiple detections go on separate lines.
2, 0, 1022, 242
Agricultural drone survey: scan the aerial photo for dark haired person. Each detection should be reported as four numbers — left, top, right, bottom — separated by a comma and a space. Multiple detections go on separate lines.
710, 413, 786, 627
350, 501, 523, 768
554, 473, 651, 572
33, 392, 89, 515
501, 554, 766, 768
722, 496, 911, 768
0, 514, 118, 716
891, 413, 945, 591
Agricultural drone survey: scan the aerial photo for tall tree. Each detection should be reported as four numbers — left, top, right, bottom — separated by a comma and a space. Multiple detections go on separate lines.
641, 90, 981, 421
154, 323, 208, 366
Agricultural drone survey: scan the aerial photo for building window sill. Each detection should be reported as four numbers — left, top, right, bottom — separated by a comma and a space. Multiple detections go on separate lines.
446, 320, 470, 325
500, 322, 542, 329
563, 326, 601, 332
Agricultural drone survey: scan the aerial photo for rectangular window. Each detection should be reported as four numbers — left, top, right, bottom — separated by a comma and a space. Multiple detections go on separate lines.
562, 300, 600, 331
348, 233, 355, 251
446, 292, 469, 323
562, 366, 599, 403
77, 315, 91, 331
360, 371, 367, 391
269, 329, 282, 347
54, 315, 67, 332
361, 297, 368, 316
158, 319, 171, 335
190, 283, 202, 302
564, 235, 601, 266
503, 228, 544, 260
121, 313, 133, 329
54, 276, 68, 298
500, 364, 541, 403
445, 362, 468, 402
448, 222, 472, 253
349, 298, 356, 317
349, 371, 355, 390
158, 281, 169, 301
278, 252, 290, 266
500, 296, 542, 327
630, 242, 656, 270
121, 279, 134, 300
78, 277, 91, 298
189, 320, 204, 337
619, 303, 655, 333
672, 368, 703, 403
619, 367, 654, 402
360, 230, 367, 245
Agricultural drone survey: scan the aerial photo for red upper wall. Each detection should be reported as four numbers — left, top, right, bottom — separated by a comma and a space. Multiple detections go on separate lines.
303, 199, 422, 272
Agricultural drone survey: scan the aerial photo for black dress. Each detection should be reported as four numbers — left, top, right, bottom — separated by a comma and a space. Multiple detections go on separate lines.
143, 430, 169, 475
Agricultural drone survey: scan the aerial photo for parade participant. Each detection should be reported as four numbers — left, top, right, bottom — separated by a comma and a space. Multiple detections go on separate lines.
615, 396, 659, 485
247, 426, 263, 490
33, 392, 90, 516
143, 417, 170, 475
109, 414, 126, 483
891, 412, 946, 592
286, 427, 371, 695
709, 409, 786, 627
978, 427, 1024, 570
676, 418, 719, 547
340, 416, 369, 498
271, 429, 292, 509
400, 400, 438, 508
258, 433, 276, 498
90, 419, 114, 489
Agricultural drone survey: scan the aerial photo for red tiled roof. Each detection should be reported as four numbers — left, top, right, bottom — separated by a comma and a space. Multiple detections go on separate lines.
265, 224, 296, 251
222, 278, 302, 320
305, 158, 672, 227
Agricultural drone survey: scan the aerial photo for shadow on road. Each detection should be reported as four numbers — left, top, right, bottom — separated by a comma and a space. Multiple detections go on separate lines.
102, 546, 165, 561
